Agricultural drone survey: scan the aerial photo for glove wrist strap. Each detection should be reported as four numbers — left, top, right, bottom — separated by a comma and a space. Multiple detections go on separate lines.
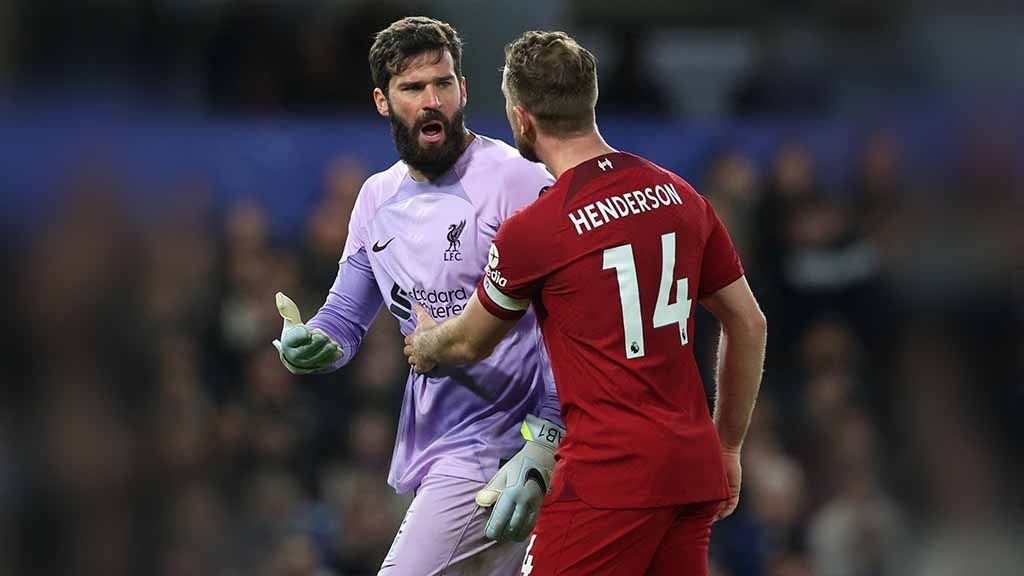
521, 414, 565, 451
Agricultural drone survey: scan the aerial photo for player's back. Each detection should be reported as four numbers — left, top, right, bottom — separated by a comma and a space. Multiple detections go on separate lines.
482, 152, 744, 508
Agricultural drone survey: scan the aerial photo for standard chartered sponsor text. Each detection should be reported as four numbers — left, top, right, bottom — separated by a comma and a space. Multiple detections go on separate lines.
412, 286, 470, 319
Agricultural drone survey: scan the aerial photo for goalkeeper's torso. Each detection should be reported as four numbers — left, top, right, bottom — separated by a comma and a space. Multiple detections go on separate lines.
343, 134, 558, 494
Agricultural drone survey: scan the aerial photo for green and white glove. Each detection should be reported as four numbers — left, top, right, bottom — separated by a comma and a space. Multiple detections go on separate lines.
477, 414, 565, 542
272, 292, 344, 374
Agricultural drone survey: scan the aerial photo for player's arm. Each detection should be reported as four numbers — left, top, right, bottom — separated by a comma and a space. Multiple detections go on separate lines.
700, 275, 766, 452
700, 275, 765, 521
404, 291, 518, 372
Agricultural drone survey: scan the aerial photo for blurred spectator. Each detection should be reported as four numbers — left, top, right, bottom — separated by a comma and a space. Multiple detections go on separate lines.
704, 147, 763, 267
746, 427, 808, 571
713, 395, 810, 576
23, 171, 150, 576
321, 465, 407, 574
143, 182, 219, 329
155, 331, 215, 475
851, 132, 904, 241
694, 147, 763, 393
244, 350, 310, 465
221, 201, 304, 362
756, 143, 880, 367
910, 522, 1024, 576
808, 409, 908, 576
304, 157, 366, 290
798, 315, 861, 380
792, 315, 862, 428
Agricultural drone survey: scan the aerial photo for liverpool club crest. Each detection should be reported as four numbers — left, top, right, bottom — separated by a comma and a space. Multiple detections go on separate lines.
444, 220, 466, 262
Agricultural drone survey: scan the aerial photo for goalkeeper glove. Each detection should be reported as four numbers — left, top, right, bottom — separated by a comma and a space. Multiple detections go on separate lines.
272, 292, 344, 374
477, 414, 565, 542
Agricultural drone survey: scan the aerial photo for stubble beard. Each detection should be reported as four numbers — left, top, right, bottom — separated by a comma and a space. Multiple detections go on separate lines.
513, 129, 540, 164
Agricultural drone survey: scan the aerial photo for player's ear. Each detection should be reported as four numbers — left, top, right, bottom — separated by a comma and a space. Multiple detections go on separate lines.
513, 105, 532, 137
373, 87, 390, 117
459, 76, 468, 108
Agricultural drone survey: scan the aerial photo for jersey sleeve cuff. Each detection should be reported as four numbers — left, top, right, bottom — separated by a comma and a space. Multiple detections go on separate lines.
699, 266, 745, 299
476, 277, 529, 321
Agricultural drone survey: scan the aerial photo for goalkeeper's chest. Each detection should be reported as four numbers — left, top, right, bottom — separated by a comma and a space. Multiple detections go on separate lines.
367, 195, 497, 323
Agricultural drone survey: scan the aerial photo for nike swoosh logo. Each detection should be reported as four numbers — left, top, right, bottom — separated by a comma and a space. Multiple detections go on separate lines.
372, 237, 395, 252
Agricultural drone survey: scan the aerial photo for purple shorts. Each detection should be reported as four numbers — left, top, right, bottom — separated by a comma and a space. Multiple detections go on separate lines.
378, 473, 529, 575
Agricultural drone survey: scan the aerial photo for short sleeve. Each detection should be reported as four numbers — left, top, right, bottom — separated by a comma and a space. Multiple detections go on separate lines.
476, 208, 549, 320
698, 199, 745, 298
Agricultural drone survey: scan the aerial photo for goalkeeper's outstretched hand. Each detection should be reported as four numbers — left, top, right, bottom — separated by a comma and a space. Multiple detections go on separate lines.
272, 292, 343, 374
477, 415, 565, 543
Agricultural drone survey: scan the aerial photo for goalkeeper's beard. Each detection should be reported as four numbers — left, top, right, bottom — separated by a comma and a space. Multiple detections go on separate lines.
390, 107, 468, 179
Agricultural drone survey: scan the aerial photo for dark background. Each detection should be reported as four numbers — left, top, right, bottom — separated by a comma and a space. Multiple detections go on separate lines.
1, 1, 1021, 575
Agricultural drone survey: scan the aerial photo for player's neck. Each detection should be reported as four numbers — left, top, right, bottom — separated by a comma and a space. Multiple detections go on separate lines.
536, 128, 616, 179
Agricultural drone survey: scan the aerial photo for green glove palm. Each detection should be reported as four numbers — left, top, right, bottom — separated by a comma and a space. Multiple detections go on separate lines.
272, 292, 344, 374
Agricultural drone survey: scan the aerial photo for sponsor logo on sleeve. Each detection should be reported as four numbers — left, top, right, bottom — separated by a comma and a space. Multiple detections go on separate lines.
484, 243, 507, 287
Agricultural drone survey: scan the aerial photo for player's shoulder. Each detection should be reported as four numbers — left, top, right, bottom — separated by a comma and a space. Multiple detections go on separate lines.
357, 160, 409, 208
629, 154, 701, 197
500, 180, 561, 235
466, 134, 553, 184
626, 153, 713, 215
470, 133, 524, 164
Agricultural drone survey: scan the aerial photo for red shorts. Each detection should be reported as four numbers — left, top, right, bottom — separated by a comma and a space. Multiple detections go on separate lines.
521, 485, 720, 575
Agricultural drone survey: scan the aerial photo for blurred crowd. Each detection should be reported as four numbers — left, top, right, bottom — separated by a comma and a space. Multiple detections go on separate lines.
4, 117, 1019, 576
700, 126, 1023, 576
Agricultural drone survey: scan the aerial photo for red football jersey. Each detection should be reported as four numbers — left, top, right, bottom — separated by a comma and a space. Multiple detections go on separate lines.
477, 152, 744, 508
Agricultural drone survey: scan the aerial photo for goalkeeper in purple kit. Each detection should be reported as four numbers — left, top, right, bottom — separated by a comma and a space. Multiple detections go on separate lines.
270, 16, 563, 576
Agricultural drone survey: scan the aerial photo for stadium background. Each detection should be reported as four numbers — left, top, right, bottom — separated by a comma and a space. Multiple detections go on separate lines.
0, 1, 1020, 575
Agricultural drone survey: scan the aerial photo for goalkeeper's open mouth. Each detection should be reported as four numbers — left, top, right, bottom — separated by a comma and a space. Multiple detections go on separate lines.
419, 120, 446, 145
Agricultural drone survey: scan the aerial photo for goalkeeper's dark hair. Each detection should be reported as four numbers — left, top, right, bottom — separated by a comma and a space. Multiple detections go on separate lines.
369, 17, 464, 96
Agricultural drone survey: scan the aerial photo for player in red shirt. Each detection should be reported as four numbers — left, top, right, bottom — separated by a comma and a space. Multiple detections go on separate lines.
405, 31, 766, 574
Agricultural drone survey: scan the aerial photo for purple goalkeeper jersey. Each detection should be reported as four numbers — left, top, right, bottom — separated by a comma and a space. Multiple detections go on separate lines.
307, 134, 560, 494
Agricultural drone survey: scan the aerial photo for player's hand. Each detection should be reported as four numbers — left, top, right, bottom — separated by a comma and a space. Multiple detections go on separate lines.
715, 448, 742, 522
403, 304, 438, 373
272, 292, 343, 374
485, 477, 543, 543
477, 415, 565, 542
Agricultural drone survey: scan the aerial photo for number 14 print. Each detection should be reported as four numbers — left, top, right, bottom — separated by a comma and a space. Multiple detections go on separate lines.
603, 232, 692, 359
